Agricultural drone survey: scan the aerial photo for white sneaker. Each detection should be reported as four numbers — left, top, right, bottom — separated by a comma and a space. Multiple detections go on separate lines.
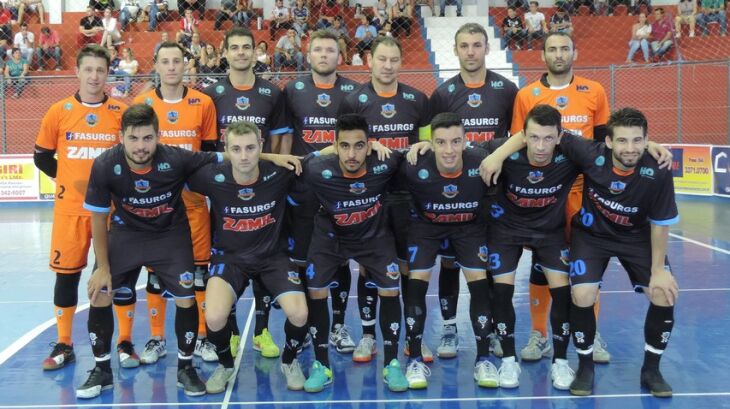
329, 325, 356, 353
474, 360, 499, 388
405, 360, 431, 389
550, 358, 575, 390
437, 326, 458, 359
489, 334, 503, 358
205, 364, 236, 394
280, 359, 306, 390
194, 338, 219, 362
593, 332, 611, 363
520, 330, 552, 361
498, 357, 521, 388
140, 338, 167, 365
352, 337, 377, 362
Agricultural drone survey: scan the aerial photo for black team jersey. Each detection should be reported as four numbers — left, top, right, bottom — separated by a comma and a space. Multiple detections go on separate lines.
203, 76, 290, 152
430, 72, 518, 142
83, 144, 221, 232
338, 82, 430, 150
187, 160, 295, 263
284, 75, 360, 155
483, 136, 581, 237
558, 137, 679, 240
300, 152, 403, 241
403, 149, 489, 224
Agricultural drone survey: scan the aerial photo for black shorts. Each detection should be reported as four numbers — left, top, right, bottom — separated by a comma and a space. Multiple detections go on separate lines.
385, 193, 412, 262
306, 228, 400, 291
208, 252, 305, 301
286, 193, 319, 264
569, 228, 672, 291
487, 228, 570, 277
408, 221, 488, 272
109, 225, 195, 300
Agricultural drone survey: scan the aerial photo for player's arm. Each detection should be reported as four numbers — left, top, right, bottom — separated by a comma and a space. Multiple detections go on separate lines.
479, 133, 526, 186
260, 153, 302, 174
646, 141, 673, 169
278, 133, 293, 155
33, 146, 57, 178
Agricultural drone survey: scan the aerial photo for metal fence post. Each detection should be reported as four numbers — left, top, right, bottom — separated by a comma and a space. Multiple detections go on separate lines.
676, 62, 682, 144
727, 60, 730, 144
0, 77, 6, 154
609, 64, 616, 110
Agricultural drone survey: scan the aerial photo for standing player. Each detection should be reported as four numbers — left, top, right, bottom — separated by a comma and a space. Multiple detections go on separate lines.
510, 31, 612, 363
282, 29, 361, 354
428, 22, 518, 359
203, 27, 291, 359
34, 45, 128, 371
132, 41, 219, 365
338, 36, 431, 363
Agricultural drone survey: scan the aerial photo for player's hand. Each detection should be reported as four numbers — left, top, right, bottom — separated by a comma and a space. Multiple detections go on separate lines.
369, 140, 392, 160
87, 266, 112, 304
406, 141, 431, 165
273, 154, 303, 175
479, 154, 503, 186
648, 267, 679, 306
647, 142, 673, 170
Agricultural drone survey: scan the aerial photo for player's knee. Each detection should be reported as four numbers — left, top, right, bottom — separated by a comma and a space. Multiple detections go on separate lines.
175, 297, 195, 309
91, 293, 113, 308
545, 271, 570, 288
205, 307, 228, 331
378, 288, 399, 298
287, 304, 308, 327
462, 268, 487, 282
308, 288, 328, 300
409, 271, 430, 281
54, 272, 81, 307
571, 286, 598, 307
113, 291, 136, 306
648, 288, 675, 307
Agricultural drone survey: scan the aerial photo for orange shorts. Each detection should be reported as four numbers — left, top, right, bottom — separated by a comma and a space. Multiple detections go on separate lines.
564, 188, 583, 241
187, 204, 211, 266
49, 213, 92, 274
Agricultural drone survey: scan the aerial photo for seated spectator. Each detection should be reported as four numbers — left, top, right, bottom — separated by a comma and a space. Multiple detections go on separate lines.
254, 43, 272, 79
292, 0, 310, 37
607, 0, 630, 16
78, 6, 104, 46
315, 0, 340, 30
12, 0, 45, 24
179, 0, 206, 20
35, 26, 61, 71
88, 0, 114, 13
177, 8, 199, 48
355, 14, 378, 55
374, 0, 389, 26
111, 46, 138, 96
524, 1, 547, 50
650, 7, 673, 57
411, 0, 435, 17
626, 12, 651, 63
182, 47, 198, 86
215, 0, 252, 30
4, 47, 27, 98
0, 4, 12, 45
100, 7, 123, 47
274, 28, 304, 75
142, 0, 169, 31
188, 31, 204, 61
119, 0, 141, 31
503, 7, 527, 50
508, 0, 529, 11
108, 45, 120, 73
438, 0, 463, 16
199, 43, 224, 73
327, 16, 349, 62
550, 6, 572, 35
378, 20, 393, 37
270, 0, 293, 40
12, 22, 34, 64
674, 0, 696, 37
632, 0, 651, 15
390, 0, 412, 37
696, 0, 726, 37
555, 0, 573, 15
153, 31, 169, 55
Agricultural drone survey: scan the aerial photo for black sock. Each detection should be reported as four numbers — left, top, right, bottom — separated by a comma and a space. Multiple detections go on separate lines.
549, 286, 571, 361
282, 319, 309, 365
228, 304, 240, 336
405, 278, 429, 360
330, 263, 351, 331
492, 282, 515, 358
379, 294, 402, 366
643, 303, 674, 371
308, 297, 330, 368
88, 305, 113, 372
253, 280, 272, 337
175, 303, 198, 368
468, 279, 493, 360
571, 303, 596, 369
207, 320, 234, 368
358, 275, 378, 338
438, 265, 460, 332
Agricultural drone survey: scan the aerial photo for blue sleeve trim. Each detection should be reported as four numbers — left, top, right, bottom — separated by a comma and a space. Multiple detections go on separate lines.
83, 202, 111, 213
287, 195, 299, 207
270, 127, 290, 135
312, 151, 321, 157
650, 215, 680, 226
215, 152, 224, 163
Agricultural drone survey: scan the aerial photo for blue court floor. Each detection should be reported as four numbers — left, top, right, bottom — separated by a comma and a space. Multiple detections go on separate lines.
0, 196, 729, 409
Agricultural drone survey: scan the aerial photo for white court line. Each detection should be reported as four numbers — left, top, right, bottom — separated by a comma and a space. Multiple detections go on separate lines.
222, 304, 255, 409
2, 391, 730, 408
670, 233, 730, 256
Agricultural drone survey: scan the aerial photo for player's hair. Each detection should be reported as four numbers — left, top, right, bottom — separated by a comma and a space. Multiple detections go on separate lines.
524, 104, 562, 135
225, 120, 262, 142
454, 23, 489, 44
543, 31, 575, 51
223, 27, 255, 50
606, 107, 648, 139
309, 29, 341, 51
154, 41, 186, 62
336, 114, 369, 139
76, 44, 110, 70
371, 36, 402, 56
431, 112, 464, 133
122, 104, 160, 135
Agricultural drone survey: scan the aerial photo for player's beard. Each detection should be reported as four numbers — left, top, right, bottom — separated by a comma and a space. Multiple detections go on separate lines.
342, 159, 363, 174
613, 151, 642, 169
312, 63, 336, 77
547, 58, 572, 76
125, 148, 154, 167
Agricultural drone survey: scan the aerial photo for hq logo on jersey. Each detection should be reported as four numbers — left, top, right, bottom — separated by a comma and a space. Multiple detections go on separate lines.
134, 179, 151, 193
237, 187, 255, 200
85, 113, 98, 127
349, 182, 367, 195
556, 96, 569, 109
166, 110, 179, 124
386, 262, 400, 280
316, 93, 331, 107
609, 181, 627, 194
235, 96, 250, 111
380, 103, 396, 119
526, 170, 544, 184
442, 184, 459, 198
467, 93, 483, 108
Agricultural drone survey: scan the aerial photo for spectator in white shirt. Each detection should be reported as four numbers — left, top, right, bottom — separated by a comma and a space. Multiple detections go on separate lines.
12, 22, 33, 63
270, 0, 293, 40
524, 1, 547, 50
100, 7, 123, 47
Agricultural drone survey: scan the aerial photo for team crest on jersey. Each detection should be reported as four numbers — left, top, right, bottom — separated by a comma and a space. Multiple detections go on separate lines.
63, 102, 73, 111
526, 170, 544, 184
85, 113, 98, 127
358, 94, 368, 103
134, 179, 151, 193
477, 245, 488, 262
509, 152, 520, 160
215, 173, 225, 182
380, 103, 396, 118
418, 169, 429, 180
560, 248, 570, 265
442, 184, 459, 198
595, 155, 605, 166
167, 110, 179, 124
237, 188, 255, 200
144, 97, 153, 106
316, 93, 331, 107
386, 262, 400, 280
349, 182, 367, 194
215, 85, 225, 94
467, 93, 483, 108
287, 270, 301, 285
532, 87, 541, 96
321, 169, 332, 179
235, 96, 250, 111
113, 164, 122, 175
295, 81, 305, 90
179, 271, 194, 289
556, 96, 569, 109
448, 84, 456, 93
609, 181, 627, 194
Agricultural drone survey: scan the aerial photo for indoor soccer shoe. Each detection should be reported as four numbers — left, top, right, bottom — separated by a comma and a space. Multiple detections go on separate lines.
593, 332, 611, 363
569, 364, 594, 396
253, 329, 280, 358
206, 364, 236, 394
383, 359, 409, 392
76, 367, 113, 399
641, 368, 673, 397
498, 357, 521, 388
281, 359, 306, 390
551, 358, 575, 390
140, 338, 167, 364
353, 337, 377, 362
117, 341, 140, 368
489, 334, 504, 358
329, 324, 356, 353
474, 359, 499, 388
304, 361, 333, 393
42, 342, 75, 371
404, 340, 434, 363
520, 330, 552, 361
230, 334, 241, 358
437, 327, 458, 358
195, 338, 219, 362
177, 364, 206, 396
405, 359, 431, 389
